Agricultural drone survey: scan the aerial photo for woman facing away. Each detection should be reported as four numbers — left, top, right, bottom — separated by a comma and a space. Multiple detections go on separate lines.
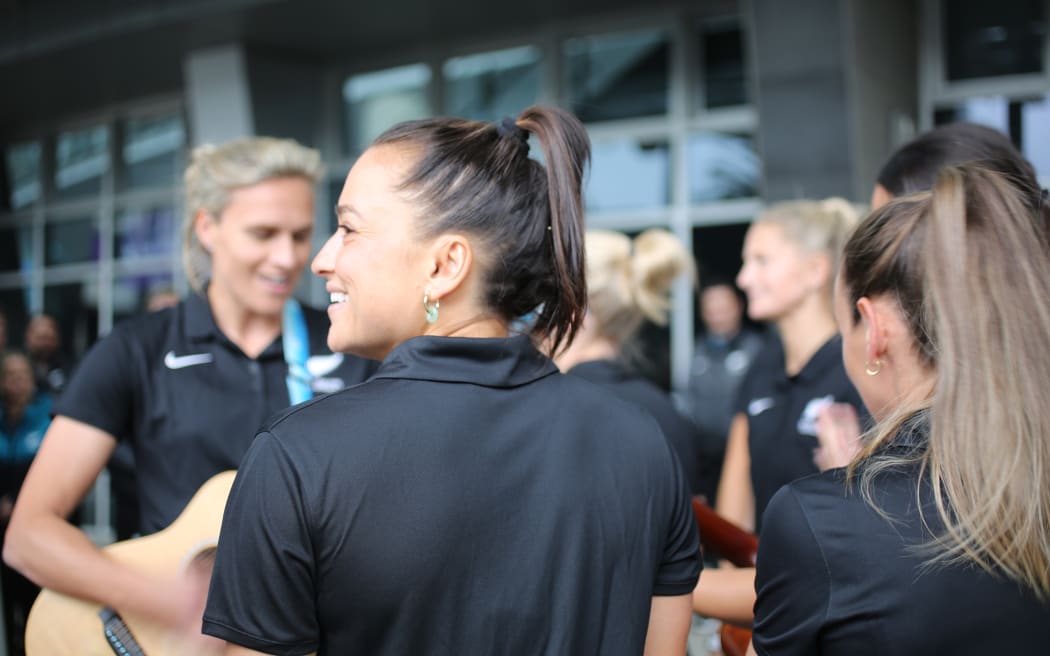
554, 228, 704, 495
202, 108, 702, 656
752, 165, 1050, 654
3, 137, 376, 646
692, 198, 866, 624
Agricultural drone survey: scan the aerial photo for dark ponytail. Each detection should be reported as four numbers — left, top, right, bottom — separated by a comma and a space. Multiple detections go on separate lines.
373, 106, 590, 354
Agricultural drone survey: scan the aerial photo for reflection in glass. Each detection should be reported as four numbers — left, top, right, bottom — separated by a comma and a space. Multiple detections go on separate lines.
0, 225, 33, 273
5, 141, 41, 210
444, 46, 541, 121
44, 282, 99, 361
565, 29, 669, 122
343, 64, 432, 154
114, 271, 175, 325
586, 139, 669, 211
55, 125, 110, 199
933, 94, 1050, 179
122, 113, 184, 189
944, 0, 1046, 81
688, 132, 760, 202
45, 217, 99, 266
702, 19, 748, 109
115, 207, 175, 259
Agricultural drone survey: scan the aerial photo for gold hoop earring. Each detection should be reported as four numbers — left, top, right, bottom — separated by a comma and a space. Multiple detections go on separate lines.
865, 359, 882, 376
423, 289, 440, 324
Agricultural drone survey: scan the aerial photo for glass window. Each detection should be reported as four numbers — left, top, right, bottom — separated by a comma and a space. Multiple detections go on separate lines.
343, 64, 432, 154
113, 271, 176, 324
44, 281, 99, 361
5, 141, 42, 210
944, 0, 1046, 81
0, 287, 31, 347
115, 206, 176, 259
701, 19, 748, 109
0, 224, 34, 273
564, 29, 670, 122
55, 125, 110, 200
586, 138, 670, 211
45, 217, 99, 266
444, 46, 542, 121
121, 112, 184, 189
933, 94, 1050, 178
688, 132, 760, 202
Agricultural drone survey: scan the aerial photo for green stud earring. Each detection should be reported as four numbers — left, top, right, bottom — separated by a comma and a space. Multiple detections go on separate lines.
423, 289, 440, 324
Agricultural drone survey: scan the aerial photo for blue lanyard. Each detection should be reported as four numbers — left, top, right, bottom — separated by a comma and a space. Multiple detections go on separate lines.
282, 299, 313, 405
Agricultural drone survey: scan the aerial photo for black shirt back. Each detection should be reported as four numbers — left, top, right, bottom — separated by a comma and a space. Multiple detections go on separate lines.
204, 335, 701, 656
753, 418, 1050, 654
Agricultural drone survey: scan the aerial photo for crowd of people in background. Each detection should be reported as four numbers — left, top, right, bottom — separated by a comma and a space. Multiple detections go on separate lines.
0, 113, 1048, 656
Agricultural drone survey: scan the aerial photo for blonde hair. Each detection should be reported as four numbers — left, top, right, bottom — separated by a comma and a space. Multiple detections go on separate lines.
756, 197, 861, 284
843, 165, 1050, 598
182, 137, 323, 292
585, 228, 695, 345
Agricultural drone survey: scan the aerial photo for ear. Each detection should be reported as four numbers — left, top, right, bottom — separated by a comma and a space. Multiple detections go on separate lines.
424, 234, 474, 301
193, 209, 217, 254
855, 296, 887, 365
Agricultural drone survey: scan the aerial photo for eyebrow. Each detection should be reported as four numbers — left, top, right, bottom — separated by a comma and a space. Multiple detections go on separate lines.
334, 204, 360, 219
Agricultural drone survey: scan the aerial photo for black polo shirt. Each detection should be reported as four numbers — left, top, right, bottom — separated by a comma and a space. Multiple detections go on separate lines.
203, 335, 701, 656
753, 416, 1050, 654
566, 359, 704, 495
54, 292, 377, 534
733, 335, 865, 533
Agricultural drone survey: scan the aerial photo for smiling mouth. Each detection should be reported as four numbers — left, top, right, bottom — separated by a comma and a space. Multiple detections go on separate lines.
330, 292, 348, 303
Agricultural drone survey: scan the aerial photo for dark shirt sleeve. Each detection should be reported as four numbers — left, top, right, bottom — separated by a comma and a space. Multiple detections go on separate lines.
203, 431, 319, 655
52, 325, 137, 440
653, 439, 703, 596
752, 485, 830, 655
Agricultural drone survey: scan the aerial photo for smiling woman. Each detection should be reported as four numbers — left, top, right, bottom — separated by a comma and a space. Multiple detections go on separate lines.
2, 137, 377, 651
203, 108, 702, 656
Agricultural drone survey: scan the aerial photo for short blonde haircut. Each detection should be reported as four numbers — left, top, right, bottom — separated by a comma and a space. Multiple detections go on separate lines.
182, 137, 323, 292
755, 197, 862, 284
586, 228, 695, 345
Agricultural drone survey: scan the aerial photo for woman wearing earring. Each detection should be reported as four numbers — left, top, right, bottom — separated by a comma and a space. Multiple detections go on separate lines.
202, 109, 701, 655
752, 165, 1050, 654
692, 198, 866, 625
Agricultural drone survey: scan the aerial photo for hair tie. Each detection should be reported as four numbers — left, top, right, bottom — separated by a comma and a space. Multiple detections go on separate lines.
496, 117, 530, 152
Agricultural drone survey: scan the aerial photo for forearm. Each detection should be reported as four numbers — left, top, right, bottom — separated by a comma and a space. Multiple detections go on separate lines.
644, 594, 693, 656
692, 567, 756, 626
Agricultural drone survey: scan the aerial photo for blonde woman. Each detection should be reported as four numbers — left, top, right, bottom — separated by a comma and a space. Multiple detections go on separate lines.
4, 137, 375, 645
555, 228, 702, 493
693, 198, 865, 624
752, 166, 1050, 653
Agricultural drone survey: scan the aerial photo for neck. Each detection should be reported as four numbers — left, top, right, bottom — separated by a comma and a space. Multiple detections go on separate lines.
553, 333, 620, 372
4, 397, 28, 425
776, 296, 837, 376
207, 286, 284, 359
428, 314, 509, 341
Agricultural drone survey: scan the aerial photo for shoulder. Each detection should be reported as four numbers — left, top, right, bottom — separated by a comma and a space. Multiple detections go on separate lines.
107, 305, 178, 349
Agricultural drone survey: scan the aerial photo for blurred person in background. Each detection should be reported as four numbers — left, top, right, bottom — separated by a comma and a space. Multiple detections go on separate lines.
24, 313, 69, 397
4, 136, 376, 648
685, 277, 766, 507
0, 351, 52, 655
555, 228, 703, 495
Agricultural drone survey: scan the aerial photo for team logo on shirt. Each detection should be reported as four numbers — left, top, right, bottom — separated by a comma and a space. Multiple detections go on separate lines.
797, 395, 834, 436
163, 350, 215, 369
748, 397, 775, 416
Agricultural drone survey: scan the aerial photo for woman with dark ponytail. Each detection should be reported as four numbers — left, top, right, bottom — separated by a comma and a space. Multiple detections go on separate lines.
752, 166, 1050, 654
203, 107, 701, 655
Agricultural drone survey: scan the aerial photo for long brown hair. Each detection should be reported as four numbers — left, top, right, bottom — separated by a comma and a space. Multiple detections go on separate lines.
374, 106, 590, 354
843, 165, 1050, 598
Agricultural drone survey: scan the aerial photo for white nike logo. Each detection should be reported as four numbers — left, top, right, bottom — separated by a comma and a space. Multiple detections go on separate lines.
748, 397, 775, 416
164, 350, 214, 369
306, 353, 345, 377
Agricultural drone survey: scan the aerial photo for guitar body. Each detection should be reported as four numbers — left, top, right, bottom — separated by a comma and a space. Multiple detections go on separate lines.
24, 471, 236, 656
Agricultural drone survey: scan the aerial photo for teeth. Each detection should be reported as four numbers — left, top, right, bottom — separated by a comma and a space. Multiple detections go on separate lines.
261, 275, 288, 284
330, 292, 349, 303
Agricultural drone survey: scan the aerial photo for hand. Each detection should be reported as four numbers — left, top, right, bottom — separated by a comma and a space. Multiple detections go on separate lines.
813, 403, 862, 471
140, 569, 224, 654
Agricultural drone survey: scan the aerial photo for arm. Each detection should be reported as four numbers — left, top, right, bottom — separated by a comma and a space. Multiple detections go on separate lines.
3, 417, 194, 625
643, 593, 692, 656
716, 414, 754, 533
691, 567, 756, 626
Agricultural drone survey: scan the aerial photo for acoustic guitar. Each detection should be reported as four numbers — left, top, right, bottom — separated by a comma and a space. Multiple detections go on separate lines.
23, 470, 236, 656
691, 496, 759, 656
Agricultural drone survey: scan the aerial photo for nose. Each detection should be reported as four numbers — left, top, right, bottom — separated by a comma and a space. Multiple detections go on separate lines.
311, 232, 338, 278
270, 233, 301, 271
736, 262, 750, 291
